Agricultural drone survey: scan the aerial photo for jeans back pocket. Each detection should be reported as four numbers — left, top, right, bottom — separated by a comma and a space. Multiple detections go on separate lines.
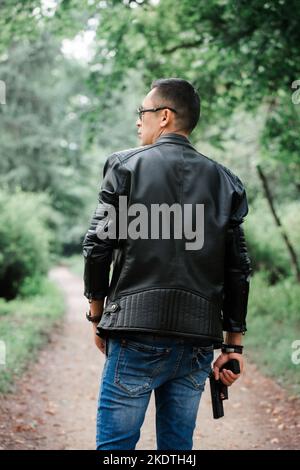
114, 338, 172, 395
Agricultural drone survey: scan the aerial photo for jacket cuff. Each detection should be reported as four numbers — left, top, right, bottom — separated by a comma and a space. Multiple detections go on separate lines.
84, 291, 107, 301
83, 256, 111, 302
222, 318, 247, 333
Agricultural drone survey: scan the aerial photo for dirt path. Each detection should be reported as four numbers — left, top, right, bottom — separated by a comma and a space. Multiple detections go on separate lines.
0, 266, 299, 450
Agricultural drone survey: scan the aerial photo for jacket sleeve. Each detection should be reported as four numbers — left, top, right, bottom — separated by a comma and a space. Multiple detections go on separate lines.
222, 176, 252, 333
82, 154, 127, 301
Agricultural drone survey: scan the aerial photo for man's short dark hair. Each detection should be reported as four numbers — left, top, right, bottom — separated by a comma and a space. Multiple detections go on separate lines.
150, 78, 200, 133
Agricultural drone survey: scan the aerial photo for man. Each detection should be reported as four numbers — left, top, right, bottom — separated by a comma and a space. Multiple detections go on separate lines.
82, 78, 251, 450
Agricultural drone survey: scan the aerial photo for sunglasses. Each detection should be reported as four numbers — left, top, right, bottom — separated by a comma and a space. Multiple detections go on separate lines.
137, 105, 177, 120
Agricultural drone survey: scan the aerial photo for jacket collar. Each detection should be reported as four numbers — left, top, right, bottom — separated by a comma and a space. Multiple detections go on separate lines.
154, 132, 192, 145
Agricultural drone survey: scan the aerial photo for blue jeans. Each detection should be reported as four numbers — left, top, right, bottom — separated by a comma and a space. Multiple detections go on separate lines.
96, 333, 214, 450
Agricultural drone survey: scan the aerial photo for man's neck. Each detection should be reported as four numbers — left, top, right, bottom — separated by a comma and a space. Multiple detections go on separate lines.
155, 129, 190, 141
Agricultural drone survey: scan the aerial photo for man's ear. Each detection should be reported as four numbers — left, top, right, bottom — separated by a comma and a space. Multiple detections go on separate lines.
161, 110, 169, 125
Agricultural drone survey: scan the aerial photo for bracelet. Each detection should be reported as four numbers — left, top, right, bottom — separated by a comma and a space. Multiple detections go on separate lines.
86, 310, 102, 323
221, 343, 244, 354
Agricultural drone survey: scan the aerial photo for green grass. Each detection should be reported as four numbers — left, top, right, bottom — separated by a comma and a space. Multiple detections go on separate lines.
0, 277, 65, 393
245, 270, 300, 396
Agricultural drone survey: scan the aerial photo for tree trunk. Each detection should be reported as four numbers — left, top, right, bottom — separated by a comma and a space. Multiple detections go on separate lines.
256, 164, 300, 283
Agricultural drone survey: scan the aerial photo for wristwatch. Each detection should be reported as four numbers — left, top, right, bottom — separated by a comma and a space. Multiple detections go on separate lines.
86, 309, 102, 323
221, 343, 243, 354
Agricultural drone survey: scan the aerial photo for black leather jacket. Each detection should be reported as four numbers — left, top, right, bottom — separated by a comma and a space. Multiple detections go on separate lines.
82, 133, 251, 347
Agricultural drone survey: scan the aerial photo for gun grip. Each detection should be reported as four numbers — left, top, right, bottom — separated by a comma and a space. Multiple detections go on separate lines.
219, 359, 241, 401
220, 358, 240, 375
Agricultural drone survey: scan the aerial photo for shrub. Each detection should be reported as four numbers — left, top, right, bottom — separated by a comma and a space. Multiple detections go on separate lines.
0, 189, 59, 299
245, 198, 300, 283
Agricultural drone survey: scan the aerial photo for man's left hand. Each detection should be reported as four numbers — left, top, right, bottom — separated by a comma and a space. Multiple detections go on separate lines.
213, 352, 244, 386
93, 325, 106, 354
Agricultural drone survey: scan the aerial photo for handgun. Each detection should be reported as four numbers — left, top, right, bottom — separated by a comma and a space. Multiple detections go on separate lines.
209, 359, 240, 419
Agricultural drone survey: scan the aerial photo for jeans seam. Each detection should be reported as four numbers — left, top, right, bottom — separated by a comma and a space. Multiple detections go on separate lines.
169, 344, 185, 379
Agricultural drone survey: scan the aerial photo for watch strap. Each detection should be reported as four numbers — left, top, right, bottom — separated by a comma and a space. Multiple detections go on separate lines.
221, 343, 243, 354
